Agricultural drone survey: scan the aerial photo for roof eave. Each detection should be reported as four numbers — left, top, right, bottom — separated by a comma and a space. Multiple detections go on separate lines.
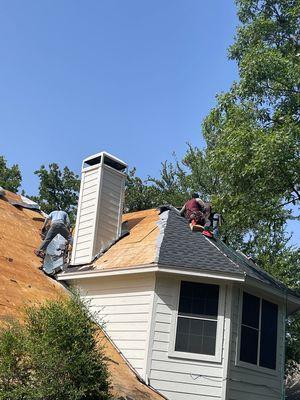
157, 264, 245, 282
245, 276, 300, 314
57, 263, 159, 281
57, 263, 245, 283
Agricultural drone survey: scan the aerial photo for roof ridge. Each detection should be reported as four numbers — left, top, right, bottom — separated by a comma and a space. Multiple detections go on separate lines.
155, 209, 169, 263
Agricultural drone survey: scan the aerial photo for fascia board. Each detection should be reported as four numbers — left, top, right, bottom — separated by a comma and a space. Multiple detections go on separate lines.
57, 263, 245, 283
157, 265, 245, 282
57, 264, 159, 280
245, 276, 300, 312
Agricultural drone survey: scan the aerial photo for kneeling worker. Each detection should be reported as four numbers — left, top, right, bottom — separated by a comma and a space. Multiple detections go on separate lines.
180, 193, 212, 237
34, 209, 72, 258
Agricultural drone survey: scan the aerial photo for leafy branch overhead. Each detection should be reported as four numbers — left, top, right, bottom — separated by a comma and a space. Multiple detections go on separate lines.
203, 0, 300, 230
32, 163, 80, 224
0, 156, 22, 193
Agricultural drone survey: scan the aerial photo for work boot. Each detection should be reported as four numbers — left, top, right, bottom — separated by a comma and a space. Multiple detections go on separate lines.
202, 230, 213, 238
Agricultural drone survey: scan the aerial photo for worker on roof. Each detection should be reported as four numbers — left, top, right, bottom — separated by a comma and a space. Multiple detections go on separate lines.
34, 209, 72, 258
180, 193, 213, 236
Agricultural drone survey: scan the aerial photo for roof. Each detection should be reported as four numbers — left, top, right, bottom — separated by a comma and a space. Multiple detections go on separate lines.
0, 190, 164, 400
157, 209, 299, 296
94, 208, 160, 270
62, 207, 300, 304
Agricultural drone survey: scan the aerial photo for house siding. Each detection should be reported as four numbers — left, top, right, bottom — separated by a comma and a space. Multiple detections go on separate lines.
226, 285, 285, 400
74, 273, 155, 379
147, 274, 230, 400
72, 166, 100, 265
92, 165, 125, 256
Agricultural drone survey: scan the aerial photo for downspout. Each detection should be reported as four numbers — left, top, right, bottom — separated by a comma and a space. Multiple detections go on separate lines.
281, 290, 288, 400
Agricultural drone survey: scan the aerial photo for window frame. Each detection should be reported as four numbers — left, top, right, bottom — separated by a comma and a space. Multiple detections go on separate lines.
236, 288, 281, 376
169, 278, 226, 363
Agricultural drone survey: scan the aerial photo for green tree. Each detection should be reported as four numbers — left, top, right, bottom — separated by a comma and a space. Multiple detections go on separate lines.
33, 164, 80, 224
201, 0, 299, 236
124, 168, 160, 212
0, 156, 22, 193
0, 296, 111, 400
148, 160, 189, 207
124, 162, 190, 212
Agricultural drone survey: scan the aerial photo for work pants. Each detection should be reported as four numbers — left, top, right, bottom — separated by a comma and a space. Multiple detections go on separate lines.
38, 222, 72, 252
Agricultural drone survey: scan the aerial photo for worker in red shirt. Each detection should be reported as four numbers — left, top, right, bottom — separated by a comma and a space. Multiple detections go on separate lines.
180, 193, 212, 236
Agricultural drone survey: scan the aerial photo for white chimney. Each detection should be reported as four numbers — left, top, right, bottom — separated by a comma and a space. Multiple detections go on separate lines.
71, 151, 127, 265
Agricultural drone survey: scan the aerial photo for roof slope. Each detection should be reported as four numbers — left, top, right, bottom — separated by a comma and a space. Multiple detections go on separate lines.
0, 191, 164, 400
94, 209, 159, 270
65, 207, 299, 299
158, 209, 298, 295
158, 209, 241, 274
0, 191, 63, 319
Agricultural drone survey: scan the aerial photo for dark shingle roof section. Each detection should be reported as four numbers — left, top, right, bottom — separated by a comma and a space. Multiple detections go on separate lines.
157, 210, 243, 275
214, 239, 291, 292
158, 209, 300, 297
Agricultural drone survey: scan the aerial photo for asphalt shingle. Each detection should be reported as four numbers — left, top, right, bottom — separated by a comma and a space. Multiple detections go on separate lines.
157, 210, 242, 275
158, 209, 300, 298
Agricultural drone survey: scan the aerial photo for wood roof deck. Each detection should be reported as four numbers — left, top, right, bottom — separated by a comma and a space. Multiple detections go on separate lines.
0, 191, 164, 400
93, 209, 160, 270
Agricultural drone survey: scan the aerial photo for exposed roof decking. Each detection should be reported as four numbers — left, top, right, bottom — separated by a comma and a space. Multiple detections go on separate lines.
0, 191, 63, 320
93, 209, 159, 270
0, 191, 165, 400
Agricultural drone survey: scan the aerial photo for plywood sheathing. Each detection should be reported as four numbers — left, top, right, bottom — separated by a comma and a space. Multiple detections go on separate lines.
0, 191, 63, 320
0, 191, 165, 400
97, 331, 165, 400
94, 209, 160, 270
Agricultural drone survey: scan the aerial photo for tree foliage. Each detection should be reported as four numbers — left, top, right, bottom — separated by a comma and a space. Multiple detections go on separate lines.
124, 168, 160, 212
0, 296, 111, 400
0, 156, 22, 193
124, 162, 189, 212
201, 0, 299, 236
32, 164, 80, 224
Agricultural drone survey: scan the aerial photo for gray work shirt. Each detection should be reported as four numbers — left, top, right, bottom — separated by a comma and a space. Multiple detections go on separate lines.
48, 210, 70, 227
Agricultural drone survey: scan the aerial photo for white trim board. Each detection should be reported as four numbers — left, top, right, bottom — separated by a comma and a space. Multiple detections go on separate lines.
57, 263, 246, 283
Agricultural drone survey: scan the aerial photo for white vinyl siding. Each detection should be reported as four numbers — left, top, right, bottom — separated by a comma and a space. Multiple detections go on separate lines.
71, 155, 126, 266
72, 167, 100, 264
226, 285, 285, 400
74, 273, 155, 379
147, 275, 231, 400
93, 165, 125, 255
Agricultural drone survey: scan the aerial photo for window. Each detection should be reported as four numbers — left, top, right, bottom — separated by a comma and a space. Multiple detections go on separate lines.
175, 281, 219, 356
240, 292, 278, 370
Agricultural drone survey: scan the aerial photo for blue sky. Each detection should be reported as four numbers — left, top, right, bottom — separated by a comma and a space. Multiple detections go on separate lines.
0, 1, 298, 244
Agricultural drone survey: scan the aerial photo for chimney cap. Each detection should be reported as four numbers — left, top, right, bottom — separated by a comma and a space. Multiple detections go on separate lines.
82, 151, 127, 172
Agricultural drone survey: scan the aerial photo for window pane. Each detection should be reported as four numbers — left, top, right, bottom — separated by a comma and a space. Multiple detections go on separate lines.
259, 300, 278, 369
240, 325, 259, 365
242, 292, 260, 328
175, 317, 217, 355
178, 281, 219, 318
